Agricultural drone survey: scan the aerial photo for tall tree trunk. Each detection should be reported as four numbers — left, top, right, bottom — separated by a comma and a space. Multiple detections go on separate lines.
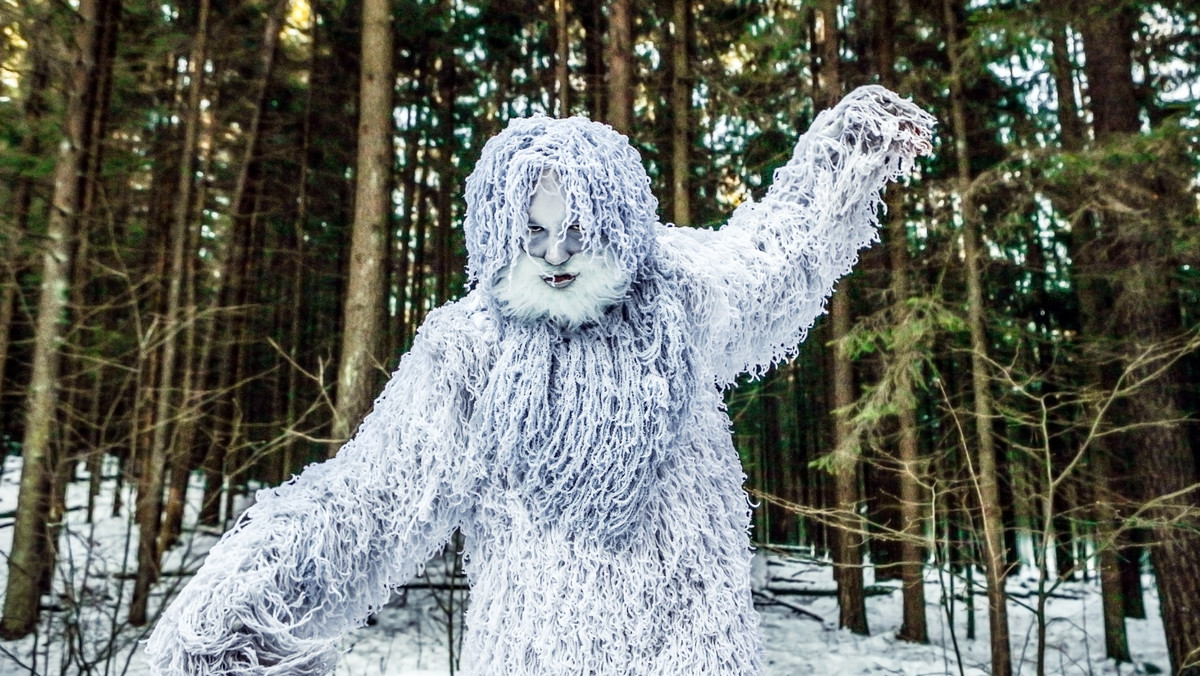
161, 138, 209, 546
70, 0, 119, 529
669, 0, 690, 226
1091, 443, 1132, 661
1045, 8, 1130, 663
819, 0, 868, 636
604, 0, 633, 133
433, 22, 457, 313
130, 0, 210, 626
1076, 7, 1200, 673
151, 0, 212, 564
944, 1, 1012, 673
330, 0, 394, 452
200, 0, 289, 523
1, 19, 52, 434
761, 374, 792, 543
554, 0, 569, 116
282, 14, 319, 478
832, 292, 869, 635
51, 0, 118, 602
875, 0, 929, 644
392, 121, 419, 354
581, 0, 606, 120
0, 0, 103, 640
1071, 0, 1152, 634
0, 277, 13, 406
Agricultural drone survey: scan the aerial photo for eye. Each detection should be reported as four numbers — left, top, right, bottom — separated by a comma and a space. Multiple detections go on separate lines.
528, 224, 545, 233
567, 222, 582, 232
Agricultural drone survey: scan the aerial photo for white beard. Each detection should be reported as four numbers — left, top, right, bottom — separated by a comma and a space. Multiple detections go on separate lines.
490, 251, 631, 329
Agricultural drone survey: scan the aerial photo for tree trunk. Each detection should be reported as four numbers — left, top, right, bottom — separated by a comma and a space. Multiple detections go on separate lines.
760, 374, 792, 544
0, 0, 103, 640
1046, 7, 1130, 661
944, 0, 1011, 673
129, 0, 211, 626
1092, 445, 1132, 662
200, 0, 289, 523
0, 17, 52, 425
155, 0, 211, 558
281, 15, 319, 478
1133, 390, 1200, 676
0, 277, 14, 413
817, 0, 868, 634
330, 0, 394, 452
433, 26, 457, 313
581, 0, 606, 120
554, 0, 569, 116
69, 0, 119, 529
668, 0, 690, 226
393, 118, 419, 354
1076, 6, 1200, 673
50, 0, 118, 605
832, 291, 869, 635
410, 171, 431, 332
877, 0, 928, 641
1118, 534, 1146, 620
604, 0, 633, 134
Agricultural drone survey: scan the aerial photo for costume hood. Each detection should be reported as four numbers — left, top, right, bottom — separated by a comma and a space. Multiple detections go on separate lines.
462, 116, 660, 289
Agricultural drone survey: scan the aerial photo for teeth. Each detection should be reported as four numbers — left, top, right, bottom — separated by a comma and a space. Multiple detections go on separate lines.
542, 274, 576, 289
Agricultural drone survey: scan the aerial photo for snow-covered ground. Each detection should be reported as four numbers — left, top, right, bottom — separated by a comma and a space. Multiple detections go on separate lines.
0, 455, 1171, 675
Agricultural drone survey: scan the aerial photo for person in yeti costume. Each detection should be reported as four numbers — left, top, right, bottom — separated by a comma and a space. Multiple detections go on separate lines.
146, 85, 934, 675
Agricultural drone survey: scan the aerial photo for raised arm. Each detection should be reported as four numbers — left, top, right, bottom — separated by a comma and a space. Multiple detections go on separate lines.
658, 85, 935, 386
145, 297, 493, 675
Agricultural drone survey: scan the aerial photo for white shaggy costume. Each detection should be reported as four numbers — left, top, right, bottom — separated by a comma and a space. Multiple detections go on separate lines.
146, 86, 934, 675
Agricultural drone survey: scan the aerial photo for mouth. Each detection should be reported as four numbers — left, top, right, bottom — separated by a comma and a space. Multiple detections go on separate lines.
541, 273, 577, 289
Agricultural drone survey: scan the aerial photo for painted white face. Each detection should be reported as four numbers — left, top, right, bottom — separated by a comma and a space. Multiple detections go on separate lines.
525, 182, 584, 279
490, 176, 631, 328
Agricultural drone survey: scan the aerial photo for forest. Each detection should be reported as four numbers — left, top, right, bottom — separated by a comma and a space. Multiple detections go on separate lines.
0, 0, 1198, 674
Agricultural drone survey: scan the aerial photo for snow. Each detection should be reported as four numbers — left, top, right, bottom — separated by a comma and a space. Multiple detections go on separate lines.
0, 455, 1172, 675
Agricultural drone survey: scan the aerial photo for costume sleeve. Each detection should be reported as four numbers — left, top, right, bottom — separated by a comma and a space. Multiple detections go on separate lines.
144, 301, 491, 675
657, 85, 935, 387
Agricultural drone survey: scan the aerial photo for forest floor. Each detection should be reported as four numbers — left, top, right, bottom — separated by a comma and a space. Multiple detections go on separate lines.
0, 455, 1171, 675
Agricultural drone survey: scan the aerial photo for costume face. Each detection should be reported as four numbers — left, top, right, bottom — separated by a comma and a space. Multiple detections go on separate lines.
461, 115, 661, 329
490, 175, 631, 329
524, 178, 583, 273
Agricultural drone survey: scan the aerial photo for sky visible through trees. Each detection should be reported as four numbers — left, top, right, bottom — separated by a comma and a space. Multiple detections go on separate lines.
0, 0, 1198, 674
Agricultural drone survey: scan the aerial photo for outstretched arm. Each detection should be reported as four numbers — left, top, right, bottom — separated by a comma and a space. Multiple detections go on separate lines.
145, 297, 492, 675
657, 85, 935, 386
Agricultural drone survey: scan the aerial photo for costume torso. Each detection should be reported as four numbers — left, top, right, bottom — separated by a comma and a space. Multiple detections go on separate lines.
451, 266, 763, 674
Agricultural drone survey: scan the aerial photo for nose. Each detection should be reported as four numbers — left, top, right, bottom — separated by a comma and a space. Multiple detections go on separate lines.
543, 238, 571, 266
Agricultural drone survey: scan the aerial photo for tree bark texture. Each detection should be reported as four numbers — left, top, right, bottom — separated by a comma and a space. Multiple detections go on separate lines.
944, 1, 1012, 673
198, 0, 289, 525
433, 30, 457, 313
669, 0, 690, 226
1, 0, 103, 640
604, 0, 633, 133
817, 0, 868, 637
832, 291, 870, 635
331, 0, 394, 451
1076, 5, 1200, 673
554, 0, 569, 116
581, 0, 606, 120
155, 0, 211, 559
0, 31, 51, 414
873, 0, 929, 644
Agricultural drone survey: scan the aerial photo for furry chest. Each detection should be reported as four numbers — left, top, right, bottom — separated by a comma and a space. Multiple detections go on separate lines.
467, 326, 686, 545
